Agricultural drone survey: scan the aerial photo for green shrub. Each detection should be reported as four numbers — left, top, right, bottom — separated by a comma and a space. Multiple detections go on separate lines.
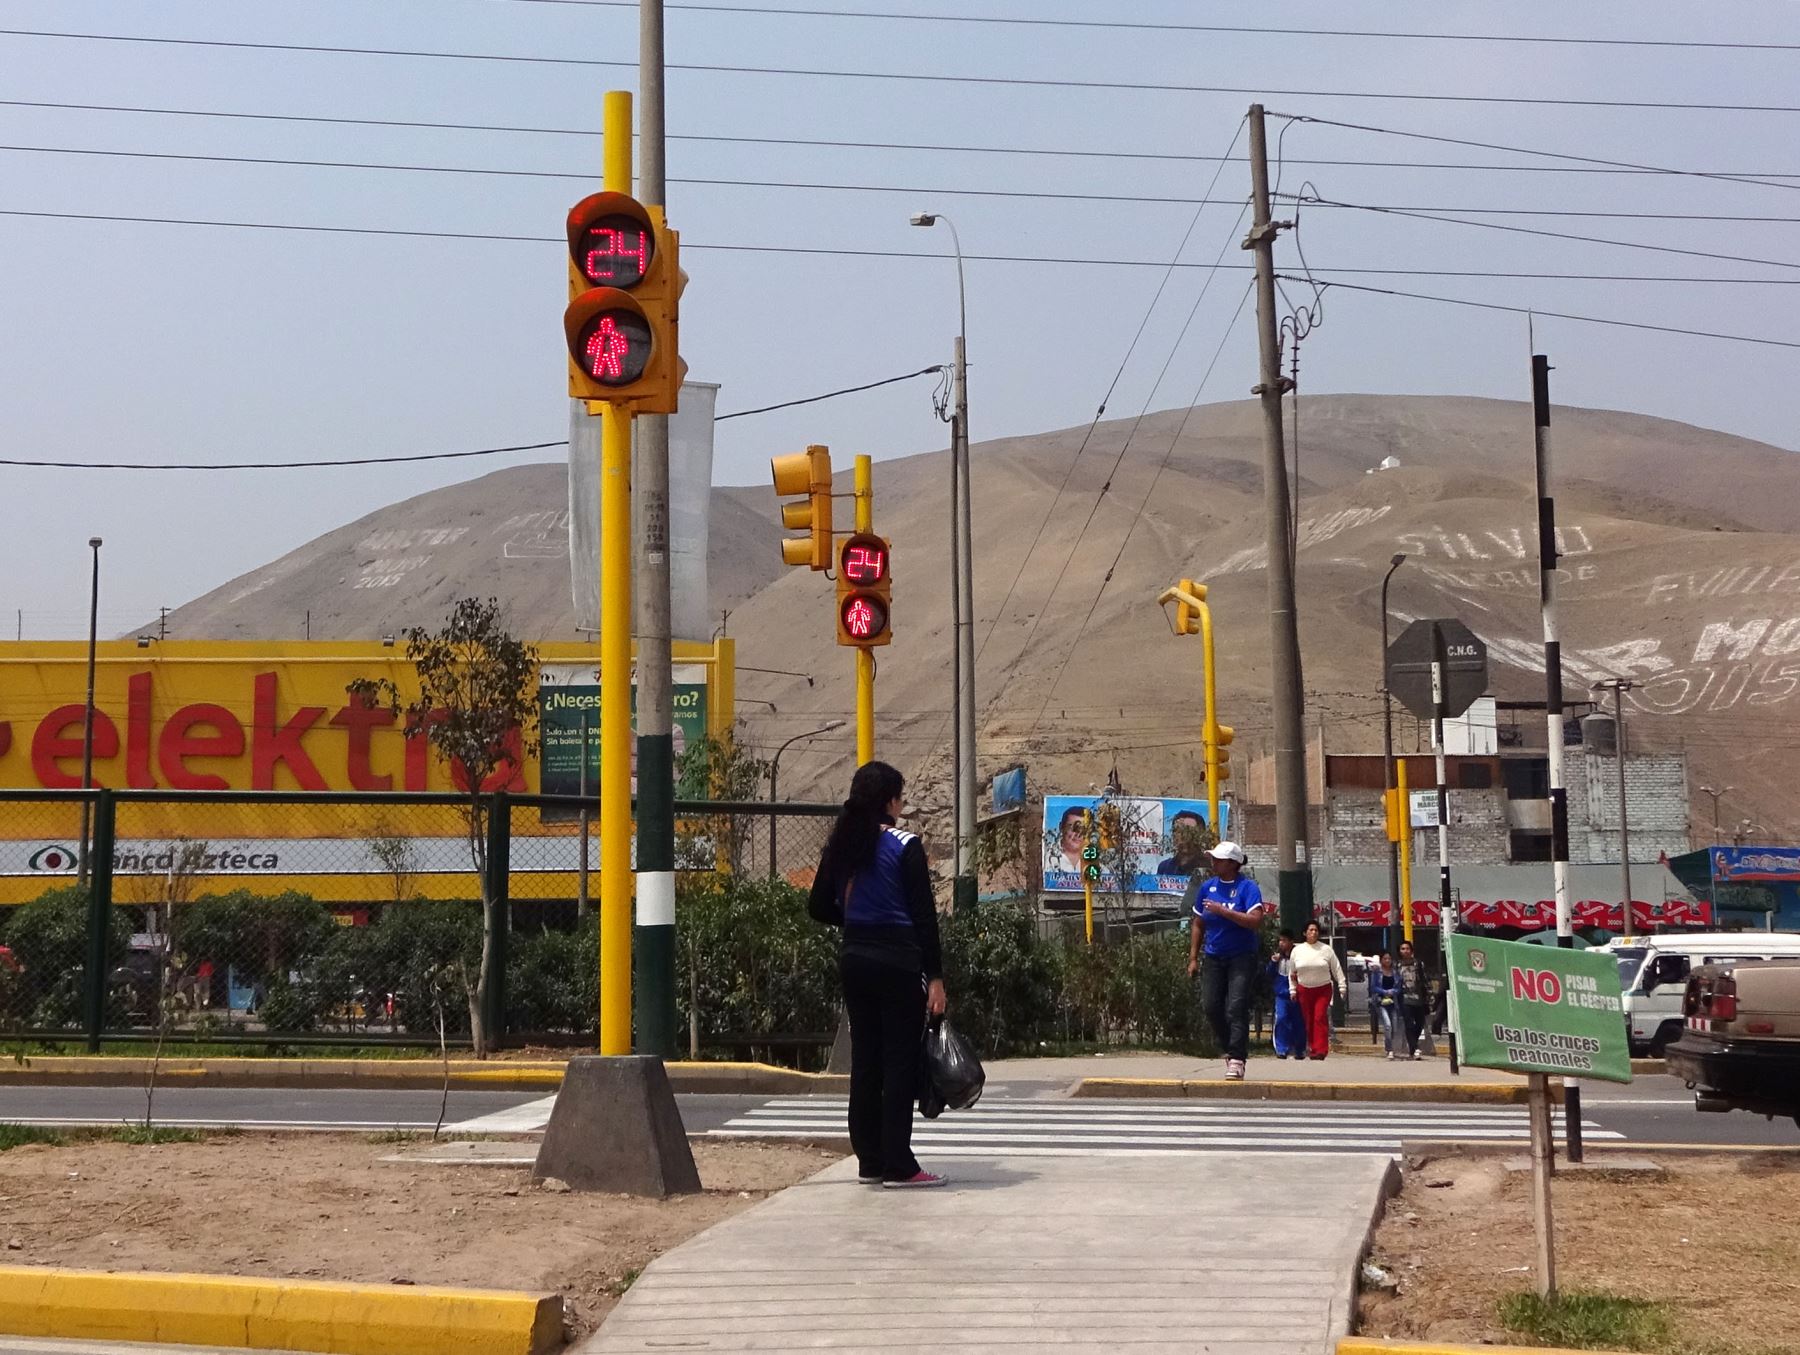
940, 903, 1058, 1057
0, 886, 131, 1028
678, 877, 838, 1042
507, 913, 598, 1036
181, 890, 337, 991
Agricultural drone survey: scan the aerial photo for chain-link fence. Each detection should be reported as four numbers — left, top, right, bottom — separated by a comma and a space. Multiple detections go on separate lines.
0, 789, 836, 1054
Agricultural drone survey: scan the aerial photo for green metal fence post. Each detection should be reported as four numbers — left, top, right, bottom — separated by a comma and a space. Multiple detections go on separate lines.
83, 789, 115, 1052
483, 791, 511, 1048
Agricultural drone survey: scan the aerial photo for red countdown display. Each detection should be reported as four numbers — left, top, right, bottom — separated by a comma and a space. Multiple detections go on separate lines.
842, 539, 888, 584
577, 215, 654, 289
576, 309, 652, 385
840, 594, 889, 641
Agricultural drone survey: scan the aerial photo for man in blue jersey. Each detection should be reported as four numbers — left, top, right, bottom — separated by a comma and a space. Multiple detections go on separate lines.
1183, 840, 1266, 1080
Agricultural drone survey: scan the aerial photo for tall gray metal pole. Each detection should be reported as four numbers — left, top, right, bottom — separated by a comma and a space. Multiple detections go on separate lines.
1533, 353, 1582, 1159
77, 537, 102, 887
1611, 680, 1635, 936
633, 0, 678, 1057
1431, 651, 1458, 1074
953, 329, 977, 910
1245, 105, 1311, 934
1380, 554, 1405, 958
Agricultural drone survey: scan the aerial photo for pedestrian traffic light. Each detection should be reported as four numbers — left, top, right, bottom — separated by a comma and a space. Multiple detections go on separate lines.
1206, 721, 1234, 783
771, 446, 834, 570
563, 190, 686, 413
1173, 578, 1206, 636
835, 532, 892, 647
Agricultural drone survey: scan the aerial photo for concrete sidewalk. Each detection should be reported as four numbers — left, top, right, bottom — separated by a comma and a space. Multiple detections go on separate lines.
583, 1153, 1397, 1354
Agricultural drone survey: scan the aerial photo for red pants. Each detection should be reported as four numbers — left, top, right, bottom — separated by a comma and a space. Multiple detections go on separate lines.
1295, 983, 1334, 1058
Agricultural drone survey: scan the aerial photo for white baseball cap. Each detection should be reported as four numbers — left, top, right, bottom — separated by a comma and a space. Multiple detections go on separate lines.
1206, 840, 1247, 864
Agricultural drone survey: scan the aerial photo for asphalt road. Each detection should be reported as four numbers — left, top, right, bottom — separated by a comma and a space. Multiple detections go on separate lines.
2, 1075, 1795, 1150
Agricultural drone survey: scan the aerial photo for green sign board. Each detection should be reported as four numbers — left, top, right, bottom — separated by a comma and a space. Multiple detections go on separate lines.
537, 663, 709, 813
1447, 933, 1632, 1084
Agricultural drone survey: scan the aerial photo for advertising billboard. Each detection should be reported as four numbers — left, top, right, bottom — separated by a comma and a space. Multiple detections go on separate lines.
537, 662, 710, 812
1041, 795, 1229, 896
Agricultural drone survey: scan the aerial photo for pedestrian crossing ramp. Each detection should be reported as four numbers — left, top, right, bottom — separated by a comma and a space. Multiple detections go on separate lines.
708, 1096, 1621, 1158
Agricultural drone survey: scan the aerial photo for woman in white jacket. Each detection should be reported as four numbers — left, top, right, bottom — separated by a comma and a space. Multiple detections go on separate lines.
1289, 921, 1347, 1060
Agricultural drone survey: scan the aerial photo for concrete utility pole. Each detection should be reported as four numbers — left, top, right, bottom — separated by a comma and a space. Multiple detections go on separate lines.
1380, 553, 1406, 957
77, 537, 102, 886
1244, 104, 1312, 933
1533, 353, 1581, 1160
633, 0, 677, 1057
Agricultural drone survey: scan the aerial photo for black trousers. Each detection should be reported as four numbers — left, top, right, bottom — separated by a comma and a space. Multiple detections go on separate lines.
1401, 1002, 1426, 1054
841, 951, 925, 1181
1202, 951, 1259, 1063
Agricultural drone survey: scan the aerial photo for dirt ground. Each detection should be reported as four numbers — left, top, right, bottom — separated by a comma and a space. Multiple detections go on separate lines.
1359, 1151, 1800, 1354
0, 1133, 838, 1342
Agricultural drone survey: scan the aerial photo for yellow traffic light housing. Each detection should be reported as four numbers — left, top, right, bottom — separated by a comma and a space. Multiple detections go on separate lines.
1174, 578, 1206, 636
771, 445, 834, 570
1383, 787, 1404, 842
835, 532, 892, 648
1207, 721, 1234, 783
564, 191, 686, 412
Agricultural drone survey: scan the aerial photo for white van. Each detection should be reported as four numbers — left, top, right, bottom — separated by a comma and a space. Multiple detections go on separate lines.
1607, 932, 1800, 1055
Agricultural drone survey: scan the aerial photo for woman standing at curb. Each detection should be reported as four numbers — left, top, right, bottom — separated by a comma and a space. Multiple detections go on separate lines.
807, 761, 948, 1189
1289, 921, 1347, 1060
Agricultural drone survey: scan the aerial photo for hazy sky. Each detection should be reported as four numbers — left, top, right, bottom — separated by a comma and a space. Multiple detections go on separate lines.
3, 0, 1798, 639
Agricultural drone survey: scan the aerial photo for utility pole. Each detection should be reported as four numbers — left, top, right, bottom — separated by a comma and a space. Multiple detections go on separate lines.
1592, 678, 1637, 939
1698, 784, 1733, 837
77, 537, 102, 887
1532, 353, 1581, 1159
1244, 104, 1311, 933
632, 0, 678, 1057
1380, 553, 1406, 957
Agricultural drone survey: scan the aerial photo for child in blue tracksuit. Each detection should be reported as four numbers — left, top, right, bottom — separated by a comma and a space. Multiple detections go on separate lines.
1267, 929, 1305, 1058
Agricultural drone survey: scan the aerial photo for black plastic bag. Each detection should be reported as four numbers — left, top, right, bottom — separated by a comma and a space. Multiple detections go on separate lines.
918, 1016, 985, 1119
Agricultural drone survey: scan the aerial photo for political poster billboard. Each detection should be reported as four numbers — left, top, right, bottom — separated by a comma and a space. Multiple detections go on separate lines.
1041, 795, 1229, 896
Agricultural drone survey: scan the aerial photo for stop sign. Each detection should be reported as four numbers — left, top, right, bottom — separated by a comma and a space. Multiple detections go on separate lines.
1387, 618, 1489, 720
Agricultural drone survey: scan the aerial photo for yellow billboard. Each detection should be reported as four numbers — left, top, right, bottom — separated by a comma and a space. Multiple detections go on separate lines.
0, 639, 735, 904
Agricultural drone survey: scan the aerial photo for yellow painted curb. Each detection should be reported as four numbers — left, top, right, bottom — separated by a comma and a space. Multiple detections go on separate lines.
1340, 1341, 1645, 1354
1073, 1077, 1555, 1105
0, 1265, 561, 1355
0, 1056, 842, 1094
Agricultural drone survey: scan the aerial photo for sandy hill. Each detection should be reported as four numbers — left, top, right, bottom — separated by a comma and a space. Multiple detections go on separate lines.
160, 396, 1800, 842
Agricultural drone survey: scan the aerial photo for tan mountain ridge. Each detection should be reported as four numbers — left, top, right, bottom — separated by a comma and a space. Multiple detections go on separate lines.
158, 395, 1800, 846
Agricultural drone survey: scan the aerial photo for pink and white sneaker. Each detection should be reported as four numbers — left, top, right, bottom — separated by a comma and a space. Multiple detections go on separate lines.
1225, 1059, 1246, 1080
883, 1170, 948, 1189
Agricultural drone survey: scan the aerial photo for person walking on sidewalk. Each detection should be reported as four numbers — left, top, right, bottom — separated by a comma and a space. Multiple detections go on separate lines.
1395, 939, 1429, 1060
1289, 921, 1347, 1060
1267, 929, 1305, 1059
1369, 952, 1401, 1059
807, 761, 948, 1189
1184, 841, 1265, 1081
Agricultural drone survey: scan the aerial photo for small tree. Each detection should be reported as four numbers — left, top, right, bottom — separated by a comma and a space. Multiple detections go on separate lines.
349, 597, 539, 1057
676, 731, 770, 874
365, 824, 422, 904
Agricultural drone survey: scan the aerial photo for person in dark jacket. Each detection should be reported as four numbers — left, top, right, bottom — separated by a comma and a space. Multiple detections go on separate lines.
808, 761, 948, 1188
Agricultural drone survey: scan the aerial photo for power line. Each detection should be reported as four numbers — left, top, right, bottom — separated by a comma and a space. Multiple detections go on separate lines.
0, 368, 943, 468
476, 1, 1800, 52
12, 205, 1800, 289
1278, 113, 1800, 194
15, 142, 1800, 224
1290, 274, 1800, 350
10, 99, 1800, 180
10, 29, 1800, 112
1293, 194, 1800, 273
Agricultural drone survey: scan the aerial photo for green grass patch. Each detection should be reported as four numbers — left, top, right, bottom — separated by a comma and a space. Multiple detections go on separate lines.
1499, 1289, 1674, 1350
0, 1123, 66, 1151
367, 1129, 419, 1145
103, 1125, 205, 1146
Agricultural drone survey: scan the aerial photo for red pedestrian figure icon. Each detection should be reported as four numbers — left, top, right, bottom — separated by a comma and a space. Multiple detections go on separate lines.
586, 316, 632, 380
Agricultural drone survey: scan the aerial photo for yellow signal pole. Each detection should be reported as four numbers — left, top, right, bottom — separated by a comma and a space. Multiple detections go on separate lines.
1156, 580, 1222, 833
1398, 756, 1415, 942
598, 89, 634, 1056
854, 454, 875, 765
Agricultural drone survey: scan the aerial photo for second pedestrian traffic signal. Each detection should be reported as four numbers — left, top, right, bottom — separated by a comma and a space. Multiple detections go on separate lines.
836, 533, 892, 648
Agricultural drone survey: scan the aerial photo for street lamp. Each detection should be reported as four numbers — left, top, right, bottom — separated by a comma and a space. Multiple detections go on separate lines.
911, 209, 976, 910
77, 537, 102, 887
1379, 553, 1406, 956
1698, 783, 1735, 837
768, 721, 845, 877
